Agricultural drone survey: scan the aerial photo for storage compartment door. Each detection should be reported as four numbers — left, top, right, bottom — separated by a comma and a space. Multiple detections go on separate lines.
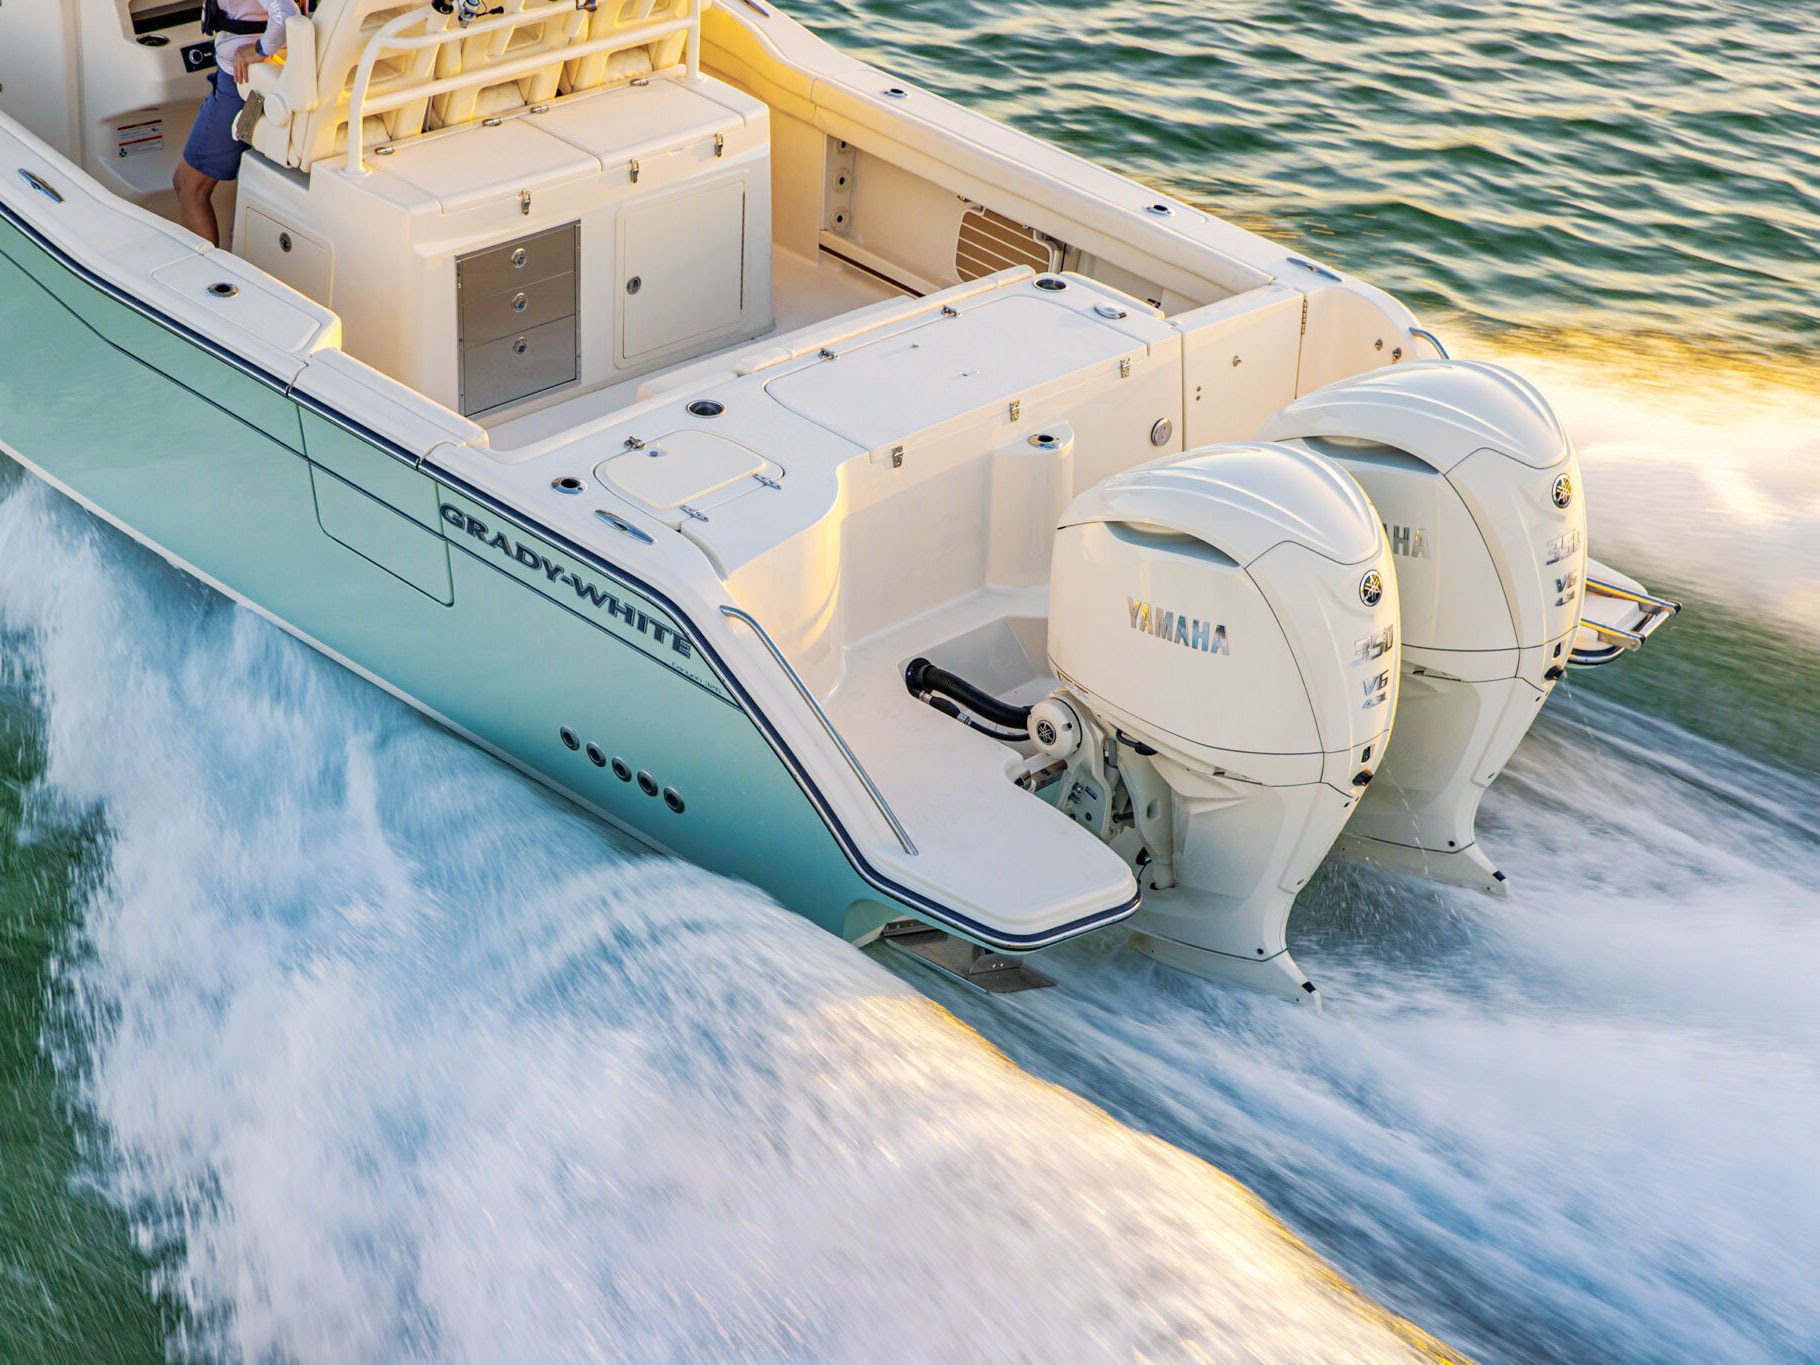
617, 177, 748, 368
240, 208, 334, 305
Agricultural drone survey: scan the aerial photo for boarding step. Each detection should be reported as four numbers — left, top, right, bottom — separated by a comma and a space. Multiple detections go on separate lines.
878, 919, 1055, 994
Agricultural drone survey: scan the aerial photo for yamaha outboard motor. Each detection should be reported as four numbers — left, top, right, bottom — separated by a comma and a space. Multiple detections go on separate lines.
1261, 360, 1587, 892
1038, 443, 1400, 1004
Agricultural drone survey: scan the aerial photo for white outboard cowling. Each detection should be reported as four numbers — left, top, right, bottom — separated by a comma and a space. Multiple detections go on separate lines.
1260, 360, 1588, 892
1041, 443, 1400, 1004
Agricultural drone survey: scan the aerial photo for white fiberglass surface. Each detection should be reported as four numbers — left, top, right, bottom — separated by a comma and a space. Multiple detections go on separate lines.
481, 248, 903, 451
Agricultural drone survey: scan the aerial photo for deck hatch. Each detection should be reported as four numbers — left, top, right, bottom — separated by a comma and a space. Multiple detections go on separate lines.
597, 431, 772, 512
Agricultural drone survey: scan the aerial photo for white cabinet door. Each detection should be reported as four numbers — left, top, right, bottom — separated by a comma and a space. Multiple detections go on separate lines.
617, 175, 747, 366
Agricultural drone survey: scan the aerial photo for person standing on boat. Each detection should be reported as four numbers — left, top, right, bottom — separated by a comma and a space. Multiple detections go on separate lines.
173, 0, 300, 246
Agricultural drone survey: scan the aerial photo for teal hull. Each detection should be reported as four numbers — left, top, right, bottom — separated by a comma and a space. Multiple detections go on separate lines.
0, 207, 912, 947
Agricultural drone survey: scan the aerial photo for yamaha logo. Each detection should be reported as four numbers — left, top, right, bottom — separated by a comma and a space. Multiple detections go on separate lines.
1552, 473, 1574, 509
1127, 598, 1229, 654
1358, 570, 1384, 607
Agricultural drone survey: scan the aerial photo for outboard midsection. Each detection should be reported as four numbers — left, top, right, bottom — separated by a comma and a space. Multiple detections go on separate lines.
1038, 442, 1400, 1004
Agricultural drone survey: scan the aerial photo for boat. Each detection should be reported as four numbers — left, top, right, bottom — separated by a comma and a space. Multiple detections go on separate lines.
0, 0, 1677, 1003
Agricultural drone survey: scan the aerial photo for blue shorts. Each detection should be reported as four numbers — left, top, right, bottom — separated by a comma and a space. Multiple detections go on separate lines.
182, 68, 249, 182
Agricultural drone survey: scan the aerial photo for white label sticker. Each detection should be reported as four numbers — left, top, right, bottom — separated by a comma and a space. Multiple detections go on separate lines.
116, 117, 164, 158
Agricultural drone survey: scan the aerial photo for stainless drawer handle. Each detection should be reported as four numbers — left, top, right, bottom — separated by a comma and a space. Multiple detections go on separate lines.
513, 337, 529, 356
512, 292, 528, 313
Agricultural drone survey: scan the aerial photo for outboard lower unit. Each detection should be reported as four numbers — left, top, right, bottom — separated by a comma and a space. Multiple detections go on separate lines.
1038, 444, 1401, 1004
1261, 360, 1589, 892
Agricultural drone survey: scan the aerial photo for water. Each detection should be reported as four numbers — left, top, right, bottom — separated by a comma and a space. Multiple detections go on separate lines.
3, 0, 1818, 1360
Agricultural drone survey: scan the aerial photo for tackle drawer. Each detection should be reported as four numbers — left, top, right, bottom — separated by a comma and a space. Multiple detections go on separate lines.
457, 223, 577, 295
460, 270, 577, 347
460, 316, 578, 416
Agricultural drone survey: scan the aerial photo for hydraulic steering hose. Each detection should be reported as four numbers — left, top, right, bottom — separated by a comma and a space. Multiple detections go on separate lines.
904, 657, 1033, 738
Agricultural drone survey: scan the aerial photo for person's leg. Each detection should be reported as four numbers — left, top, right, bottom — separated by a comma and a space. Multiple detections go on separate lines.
172, 159, 221, 246
176, 69, 247, 247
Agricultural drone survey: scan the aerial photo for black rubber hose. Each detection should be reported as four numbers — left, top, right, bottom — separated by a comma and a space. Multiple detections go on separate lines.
904, 657, 1033, 733
925, 696, 1031, 744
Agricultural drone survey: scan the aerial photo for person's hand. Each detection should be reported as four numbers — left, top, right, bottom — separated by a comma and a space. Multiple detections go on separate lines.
233, 48, 261, 84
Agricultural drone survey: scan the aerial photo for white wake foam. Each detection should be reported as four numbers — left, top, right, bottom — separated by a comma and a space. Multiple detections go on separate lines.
0, 477, 1433, 1363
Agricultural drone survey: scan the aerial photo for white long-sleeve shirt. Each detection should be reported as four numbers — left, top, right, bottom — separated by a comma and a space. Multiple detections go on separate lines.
214, 0, 299, 69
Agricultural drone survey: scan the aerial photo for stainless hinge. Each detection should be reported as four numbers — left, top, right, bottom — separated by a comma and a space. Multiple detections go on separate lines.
679, 504, 709, 523
753, 473, 781, 489
629, 158, 641, 184
714, 133, 726, 158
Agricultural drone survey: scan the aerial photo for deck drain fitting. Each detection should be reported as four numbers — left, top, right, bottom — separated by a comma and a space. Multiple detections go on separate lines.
687, 399, 725, 417
1145, 202, 1175, 217
884, 86, 909, 98
207, 282, 239, 298
586, 742, 607, 767
559, 727, 580, 751
611, 757, 632, 782
663, 788, 685, 814
552, 475, 586, 494
636, 770, 659, 797
1035, 276, 1067, 291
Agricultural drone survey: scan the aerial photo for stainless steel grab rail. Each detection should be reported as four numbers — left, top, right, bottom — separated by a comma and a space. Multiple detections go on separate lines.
719, 605, 918, 856
1408, 326, 1449, 359
1570, 578, 1682, 665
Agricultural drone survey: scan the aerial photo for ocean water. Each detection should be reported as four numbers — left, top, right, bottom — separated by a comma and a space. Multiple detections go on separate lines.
2, 1, 1817, 1362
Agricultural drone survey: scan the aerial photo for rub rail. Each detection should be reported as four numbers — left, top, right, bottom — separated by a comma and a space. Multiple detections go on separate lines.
719, 605, 918, 856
